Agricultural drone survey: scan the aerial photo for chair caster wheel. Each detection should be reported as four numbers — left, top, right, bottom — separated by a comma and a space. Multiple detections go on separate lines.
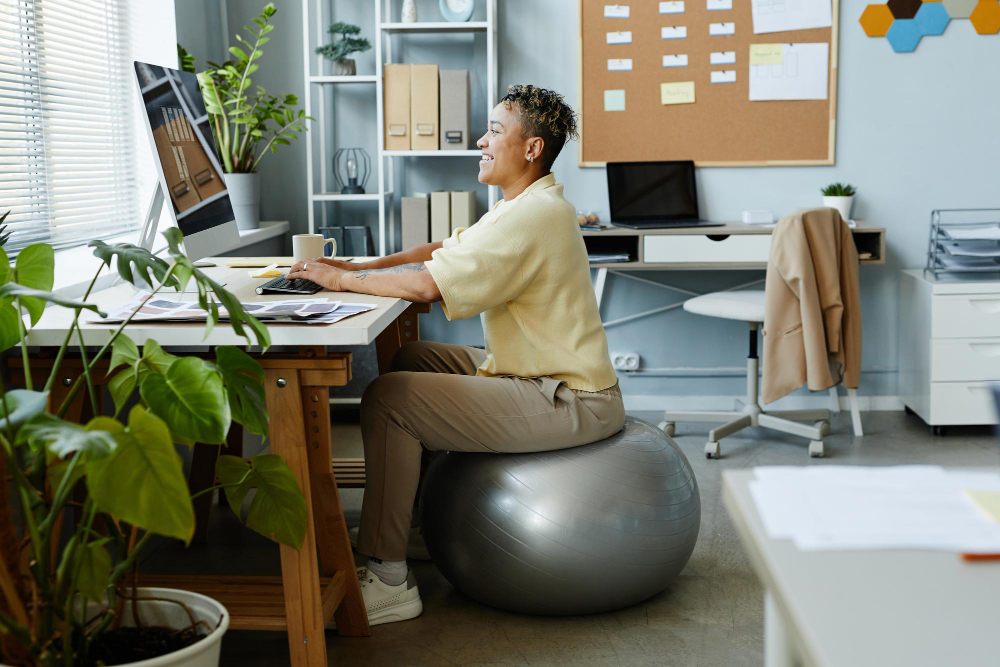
658, 421, 676, 437
705, 441, 721, 459
808, 440, 824, 458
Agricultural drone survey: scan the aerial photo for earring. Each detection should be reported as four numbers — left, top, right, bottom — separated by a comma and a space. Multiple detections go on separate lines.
527, 155, 534, 162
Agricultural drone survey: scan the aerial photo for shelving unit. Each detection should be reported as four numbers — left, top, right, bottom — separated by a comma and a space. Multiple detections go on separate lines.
302, 0, 497, 256
924, 208, 1000, 279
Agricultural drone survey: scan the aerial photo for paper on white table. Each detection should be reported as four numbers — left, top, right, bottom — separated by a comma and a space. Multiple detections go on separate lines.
749, 466, 1000, 553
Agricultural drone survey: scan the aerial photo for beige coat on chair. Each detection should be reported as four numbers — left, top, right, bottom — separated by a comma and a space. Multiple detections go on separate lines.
761, 208, 862, 404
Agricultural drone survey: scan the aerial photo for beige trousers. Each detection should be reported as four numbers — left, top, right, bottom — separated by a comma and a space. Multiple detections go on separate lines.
357, 341, 625, 561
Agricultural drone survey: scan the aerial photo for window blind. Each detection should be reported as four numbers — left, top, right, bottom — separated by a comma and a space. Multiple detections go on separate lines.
0, 0, 137, 254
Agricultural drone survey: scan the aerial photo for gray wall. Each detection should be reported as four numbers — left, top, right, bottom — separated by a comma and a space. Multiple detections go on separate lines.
176, 0, 1000, 402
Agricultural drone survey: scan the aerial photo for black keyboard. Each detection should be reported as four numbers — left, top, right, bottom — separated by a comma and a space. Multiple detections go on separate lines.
255, 276, 323, 295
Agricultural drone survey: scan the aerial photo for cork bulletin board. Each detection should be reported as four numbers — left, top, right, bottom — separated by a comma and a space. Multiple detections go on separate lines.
579, 0, 839, 166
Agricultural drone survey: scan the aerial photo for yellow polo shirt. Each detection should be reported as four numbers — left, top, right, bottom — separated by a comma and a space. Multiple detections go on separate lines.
425, 173, 618, 392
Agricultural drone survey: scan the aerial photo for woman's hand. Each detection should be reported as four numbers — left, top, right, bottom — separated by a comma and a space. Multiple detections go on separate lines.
287, 259, 347, 291
311, 257, 360, 271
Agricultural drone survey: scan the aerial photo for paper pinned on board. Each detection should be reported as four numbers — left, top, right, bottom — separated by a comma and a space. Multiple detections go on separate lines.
604, 4, 630, 18
608, 58, 634, 71
660, 0, 685, 13
607, 31, 633, 44
710, 50, 737, 64
749, 43, 828, 101
711, 70, 737, 83
707, 0, 733, 9
750, 43, 785, 64
709, 21, 736, 35
751, 0, 832, 34
660, 81, 695, 105
663, 54, 690, 67
662, 25, 688, 39
604, 89, 627, 111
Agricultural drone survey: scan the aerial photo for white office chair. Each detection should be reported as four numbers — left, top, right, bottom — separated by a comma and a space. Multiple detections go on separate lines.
659, 290, 834, 458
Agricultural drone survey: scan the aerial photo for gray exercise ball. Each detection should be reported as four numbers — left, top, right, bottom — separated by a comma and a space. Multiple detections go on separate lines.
419, 417, 700, 615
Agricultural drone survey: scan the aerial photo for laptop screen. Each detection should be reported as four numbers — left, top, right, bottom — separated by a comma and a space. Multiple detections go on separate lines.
606, 161, 699, 223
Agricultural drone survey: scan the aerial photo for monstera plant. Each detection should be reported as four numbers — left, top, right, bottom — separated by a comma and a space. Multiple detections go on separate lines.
0, 228, 306, 666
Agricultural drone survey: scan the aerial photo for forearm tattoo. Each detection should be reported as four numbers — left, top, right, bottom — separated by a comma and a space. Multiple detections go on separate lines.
353, 263, 426, 280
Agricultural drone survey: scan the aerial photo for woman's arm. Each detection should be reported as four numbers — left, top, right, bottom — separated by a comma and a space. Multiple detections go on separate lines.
287, 258, 442, 303
311, 241, 443, 272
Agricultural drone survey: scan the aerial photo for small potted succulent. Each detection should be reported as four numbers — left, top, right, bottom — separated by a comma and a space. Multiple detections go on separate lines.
316, 22, 372, 76
820, 182, 857, 222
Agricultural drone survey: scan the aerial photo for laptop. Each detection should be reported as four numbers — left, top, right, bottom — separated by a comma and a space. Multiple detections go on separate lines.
606, 160, 723, 229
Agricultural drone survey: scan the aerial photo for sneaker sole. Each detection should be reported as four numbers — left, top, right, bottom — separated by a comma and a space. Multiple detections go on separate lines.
368, 597, 423, 626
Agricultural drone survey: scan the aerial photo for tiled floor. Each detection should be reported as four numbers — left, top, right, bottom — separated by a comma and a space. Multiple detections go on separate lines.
153, 410, 1000, 666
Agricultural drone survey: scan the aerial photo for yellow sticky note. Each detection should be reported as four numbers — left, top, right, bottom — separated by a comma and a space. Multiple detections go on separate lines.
750, 44, 784, 65
966, 490, 1000, 523
660, 81, 695, 105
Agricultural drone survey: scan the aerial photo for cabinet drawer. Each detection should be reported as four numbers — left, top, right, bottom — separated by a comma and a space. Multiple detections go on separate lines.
929, 382, 998, 425
932, 339, 1000, 381
932, 295, 1000, 338
643, 234, 772, 265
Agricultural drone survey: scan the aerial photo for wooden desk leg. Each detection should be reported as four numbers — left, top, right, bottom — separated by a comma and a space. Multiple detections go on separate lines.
375, 304, 421, 373
300, 378, 369, 636
265, 369, 327, 667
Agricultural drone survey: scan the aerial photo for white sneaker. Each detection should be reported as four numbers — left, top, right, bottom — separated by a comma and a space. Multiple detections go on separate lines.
358, 567, 423, 626
348, 525, 432, 561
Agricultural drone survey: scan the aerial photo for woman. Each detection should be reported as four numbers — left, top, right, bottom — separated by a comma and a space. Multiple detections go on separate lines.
288, 84, 624, 625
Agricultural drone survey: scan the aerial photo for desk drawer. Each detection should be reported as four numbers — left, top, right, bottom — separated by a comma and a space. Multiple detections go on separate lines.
932, 295, 1000, 338
932, 339, 1000, 381
929, 382, 998, 425
643, 234, 772, 265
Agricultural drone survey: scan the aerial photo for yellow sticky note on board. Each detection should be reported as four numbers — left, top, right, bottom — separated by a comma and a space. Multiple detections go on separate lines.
660, 81, 695, 105
750, 44, 784, 65
966, 490, 1000, 523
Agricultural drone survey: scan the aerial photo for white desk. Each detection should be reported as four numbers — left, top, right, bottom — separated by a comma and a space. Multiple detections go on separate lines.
722, 470, 1000, 667
29, 264, 422, 667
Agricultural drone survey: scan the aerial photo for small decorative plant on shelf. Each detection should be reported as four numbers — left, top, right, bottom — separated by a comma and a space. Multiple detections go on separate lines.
179, 3, 311, 231
316, 22, 372, 76
820, 182, 857, 222
0, 228, 307, 666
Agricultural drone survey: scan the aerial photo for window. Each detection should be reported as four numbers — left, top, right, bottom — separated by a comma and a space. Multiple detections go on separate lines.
0, 0, 137, 254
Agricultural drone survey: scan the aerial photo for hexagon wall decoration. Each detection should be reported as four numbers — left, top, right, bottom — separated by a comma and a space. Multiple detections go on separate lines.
860, 0, 1000, 51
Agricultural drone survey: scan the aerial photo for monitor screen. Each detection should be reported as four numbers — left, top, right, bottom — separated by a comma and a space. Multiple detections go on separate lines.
606, 161, 699, 222
134, 61, 238, 259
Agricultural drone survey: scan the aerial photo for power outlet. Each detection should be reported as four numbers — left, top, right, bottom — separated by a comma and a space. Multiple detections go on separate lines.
612, 352, 641, 371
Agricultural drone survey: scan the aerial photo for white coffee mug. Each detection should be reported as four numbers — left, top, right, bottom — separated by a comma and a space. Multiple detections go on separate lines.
292, 234, 336, 262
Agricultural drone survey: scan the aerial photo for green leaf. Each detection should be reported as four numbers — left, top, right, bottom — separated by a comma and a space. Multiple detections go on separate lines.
76, 538, 112, 602
228, 45, 249, 62
0, 301, 20, 352
0, 283, 103, 318
108, 335, 139, 373
0, 389, 48, 433
0, 246, 10, 285
140, 357, 230, 444
89, 241, 174, 290
217, 454, 306, 548
86, 406, 194, 542
138, 340, 178, 380
14, 244, 54, 324
215, 346, 268, 436
19, 413, 116, 458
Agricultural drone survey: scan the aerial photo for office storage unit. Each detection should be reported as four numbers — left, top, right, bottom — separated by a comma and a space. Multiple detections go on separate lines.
301, 0, 497, 256
899, 270, 1000, 433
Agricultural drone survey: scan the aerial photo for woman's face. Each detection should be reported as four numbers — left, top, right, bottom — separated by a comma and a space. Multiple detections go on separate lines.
476, 103, 531, 188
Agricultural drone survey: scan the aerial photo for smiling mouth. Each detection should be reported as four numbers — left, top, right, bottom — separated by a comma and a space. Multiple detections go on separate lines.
480, 154, 494, 162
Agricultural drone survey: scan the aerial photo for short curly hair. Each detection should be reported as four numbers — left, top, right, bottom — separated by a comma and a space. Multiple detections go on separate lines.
500, 84, 579, 170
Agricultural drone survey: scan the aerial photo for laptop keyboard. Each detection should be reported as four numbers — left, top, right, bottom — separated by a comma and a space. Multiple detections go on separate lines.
255, 276, 323, 295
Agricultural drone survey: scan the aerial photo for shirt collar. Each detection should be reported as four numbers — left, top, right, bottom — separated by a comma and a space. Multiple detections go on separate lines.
494, 173, 557, 209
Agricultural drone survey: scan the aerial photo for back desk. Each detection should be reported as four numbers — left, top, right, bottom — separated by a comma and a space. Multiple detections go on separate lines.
583, 224, 886, 270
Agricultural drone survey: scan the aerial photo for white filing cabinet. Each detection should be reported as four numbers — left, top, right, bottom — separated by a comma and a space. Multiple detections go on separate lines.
899, 270, 1000, 431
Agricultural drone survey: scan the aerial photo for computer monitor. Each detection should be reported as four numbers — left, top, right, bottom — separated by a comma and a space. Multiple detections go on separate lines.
134, 61, 239, 261
606, 160, 720, 228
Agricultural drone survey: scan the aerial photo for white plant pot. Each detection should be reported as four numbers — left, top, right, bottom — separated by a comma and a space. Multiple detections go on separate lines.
333, 59, 356, 76
87, 587, 229, 667
223, 173, 260, 230
822, 195, 854, 222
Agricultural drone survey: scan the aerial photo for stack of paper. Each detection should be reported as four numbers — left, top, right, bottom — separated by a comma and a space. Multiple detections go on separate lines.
90, 295, 376, 326
749, 466, 1000, 552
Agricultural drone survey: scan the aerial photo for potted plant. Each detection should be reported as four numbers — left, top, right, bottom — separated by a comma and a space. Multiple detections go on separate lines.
179, 4, 310, 231
820, 182, 857, 222
316, 22, 372, 76
0, 227, 307, 666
